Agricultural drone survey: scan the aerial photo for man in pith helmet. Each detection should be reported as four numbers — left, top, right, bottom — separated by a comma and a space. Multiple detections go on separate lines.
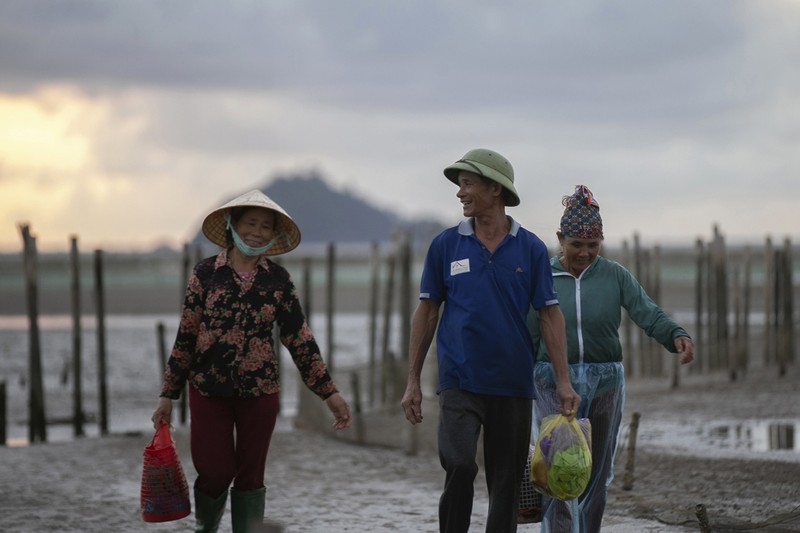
401, 149, 579, 532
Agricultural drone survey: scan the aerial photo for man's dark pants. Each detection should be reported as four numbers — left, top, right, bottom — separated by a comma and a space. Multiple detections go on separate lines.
438, 388, 532, 533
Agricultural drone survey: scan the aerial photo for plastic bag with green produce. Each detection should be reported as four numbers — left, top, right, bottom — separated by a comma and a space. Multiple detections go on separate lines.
530, 414, 592, 500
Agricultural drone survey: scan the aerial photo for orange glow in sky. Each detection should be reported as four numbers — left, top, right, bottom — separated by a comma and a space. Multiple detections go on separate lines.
0, 87, 182, 252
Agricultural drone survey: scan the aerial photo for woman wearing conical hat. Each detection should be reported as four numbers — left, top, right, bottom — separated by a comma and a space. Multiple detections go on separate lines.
151, 189, 351, 532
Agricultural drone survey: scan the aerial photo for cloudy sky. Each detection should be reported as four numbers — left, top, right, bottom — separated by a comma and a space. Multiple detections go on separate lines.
1, 0, 798, 252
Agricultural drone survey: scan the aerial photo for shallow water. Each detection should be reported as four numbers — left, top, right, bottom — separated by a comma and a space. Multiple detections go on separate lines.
631, 416, 800, 462
0, 311, 400, 445
4, 311, 798, 468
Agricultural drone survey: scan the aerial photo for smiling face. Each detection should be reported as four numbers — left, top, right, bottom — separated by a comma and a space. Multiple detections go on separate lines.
456, 170, 503, 217
232, 207, 276, 249
558, 232, 602, 277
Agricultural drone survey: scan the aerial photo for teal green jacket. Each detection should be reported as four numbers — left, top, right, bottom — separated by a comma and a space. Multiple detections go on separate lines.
528, 255, 689, 364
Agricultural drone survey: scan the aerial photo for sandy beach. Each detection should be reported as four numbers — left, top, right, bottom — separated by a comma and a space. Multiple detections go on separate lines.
2, 364, 799, 532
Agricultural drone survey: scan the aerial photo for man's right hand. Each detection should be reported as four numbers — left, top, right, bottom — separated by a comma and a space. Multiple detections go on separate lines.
401, 383, 424, 425
556, 381, 581, 420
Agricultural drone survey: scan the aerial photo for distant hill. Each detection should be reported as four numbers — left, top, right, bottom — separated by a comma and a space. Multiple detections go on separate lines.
191, 171, 445, 252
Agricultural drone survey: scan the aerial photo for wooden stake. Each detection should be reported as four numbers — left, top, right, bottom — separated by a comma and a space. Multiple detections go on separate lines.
695, 503, 711, 533
20, 224, 47, 443
0, 381, 6, 446
326, 242, 336, 374
398, 232, 412, 403
380, 243, 397, 404
156, 322, 167, 377
94, 249, 109, 436
693, 239, 705, 375
621, 412, 640, 490
70, 236, 84, 437
368, 242, 380, 407
350, 372, 364, 445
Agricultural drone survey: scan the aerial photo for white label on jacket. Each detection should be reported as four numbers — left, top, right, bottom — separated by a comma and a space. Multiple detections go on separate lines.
450, 259, 470, 276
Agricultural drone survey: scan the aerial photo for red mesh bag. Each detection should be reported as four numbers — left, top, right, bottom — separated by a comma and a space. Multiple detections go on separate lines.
140, 422, 191, 522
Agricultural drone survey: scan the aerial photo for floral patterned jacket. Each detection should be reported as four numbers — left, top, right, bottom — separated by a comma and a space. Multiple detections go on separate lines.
160, 250, 337, 400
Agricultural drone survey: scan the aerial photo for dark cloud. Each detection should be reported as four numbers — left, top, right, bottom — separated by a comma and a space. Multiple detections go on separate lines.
0, 0, 752, 121
1, 0, 798, 249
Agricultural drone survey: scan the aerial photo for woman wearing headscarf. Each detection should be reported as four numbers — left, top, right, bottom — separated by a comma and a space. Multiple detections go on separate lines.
528, 185, 694, 532
151, 189, 351, 532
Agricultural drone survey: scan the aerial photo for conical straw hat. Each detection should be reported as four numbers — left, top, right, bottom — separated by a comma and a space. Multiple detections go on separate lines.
201, 189, 301, 256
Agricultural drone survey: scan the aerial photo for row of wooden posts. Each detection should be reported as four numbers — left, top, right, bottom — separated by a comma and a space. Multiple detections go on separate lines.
618, 226, 795, 386
700, 229, 796, 379
235, 235, 415, 411
15, 226, 110, 444
5, 222, 796, 444
6, 223, 416, 444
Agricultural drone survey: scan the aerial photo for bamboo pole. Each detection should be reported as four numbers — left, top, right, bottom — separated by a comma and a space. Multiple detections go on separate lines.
693, 239, 705, 375
719, 231, 730, 377
398, 232, 412, 403
350, 372, 364, 445
775, 248, 785, 375
776, 239, 794, 375
94, 249, 109, 436
70, 236, 85, 438
732, 263, 742, 381
326, 242, 336, 374
764, 237, 775, 366
368, 242, 380, 407
156, 322, 167, 376
712, 226, 729, 376
621, 412, 640, 490
739, 247, 752, 377
0, 381, 6, 446
380, 245, 397, 404
20, 224, 47, 444
781, 238, 794, 366
705, 240, 719, 371
695, 504, 711, 533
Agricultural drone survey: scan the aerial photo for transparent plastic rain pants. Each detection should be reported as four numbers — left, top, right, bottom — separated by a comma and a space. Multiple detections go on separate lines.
532, 362, 625, 533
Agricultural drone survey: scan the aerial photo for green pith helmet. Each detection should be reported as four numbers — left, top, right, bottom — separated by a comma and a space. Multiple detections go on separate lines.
443, 148, 519, 207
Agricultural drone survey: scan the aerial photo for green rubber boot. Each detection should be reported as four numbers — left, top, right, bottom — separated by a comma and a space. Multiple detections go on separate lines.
194, 487, 228, 533
230, 487, 266, 533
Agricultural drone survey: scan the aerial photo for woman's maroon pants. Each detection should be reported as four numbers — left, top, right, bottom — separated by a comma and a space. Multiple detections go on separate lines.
189, 387, 280, 498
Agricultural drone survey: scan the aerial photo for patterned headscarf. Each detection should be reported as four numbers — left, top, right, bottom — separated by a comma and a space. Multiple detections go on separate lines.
559, 185, 604, 239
